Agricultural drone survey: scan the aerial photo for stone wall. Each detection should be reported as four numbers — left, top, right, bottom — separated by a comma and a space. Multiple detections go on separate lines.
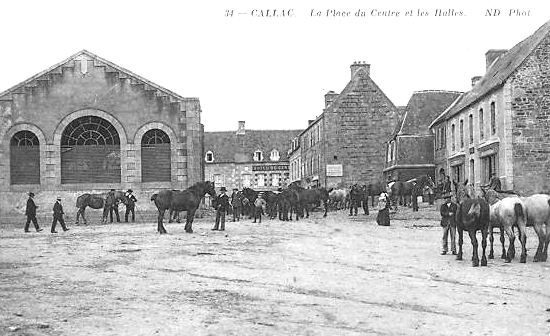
510, 32, 550, 194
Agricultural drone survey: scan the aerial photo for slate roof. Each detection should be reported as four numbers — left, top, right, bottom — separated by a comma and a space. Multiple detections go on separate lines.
0, 49, 194, 102
391, 90, 462, 139
204, 129, 302, 163
443, 19, 550, 120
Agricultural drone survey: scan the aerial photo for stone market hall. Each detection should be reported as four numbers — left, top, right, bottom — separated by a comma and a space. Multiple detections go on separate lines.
0, 50, 203, 216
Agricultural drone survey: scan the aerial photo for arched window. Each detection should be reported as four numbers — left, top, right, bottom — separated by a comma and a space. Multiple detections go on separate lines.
270, 149, 280, 161
254, 150, 263, 161
61, 116, 120, 183
141, 129, 171, 182
205, 150, 214, 163
10, 131, 40, 185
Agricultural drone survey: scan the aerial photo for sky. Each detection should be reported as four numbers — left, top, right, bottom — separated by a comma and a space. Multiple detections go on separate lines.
0, 0, 548, 132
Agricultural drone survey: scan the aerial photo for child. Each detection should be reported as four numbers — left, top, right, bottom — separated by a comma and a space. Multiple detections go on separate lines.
253, 193, 267, 223
376, 192, 390, 226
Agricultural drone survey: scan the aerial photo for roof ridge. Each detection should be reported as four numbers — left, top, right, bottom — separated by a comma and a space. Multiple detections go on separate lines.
412, 90, 464, 94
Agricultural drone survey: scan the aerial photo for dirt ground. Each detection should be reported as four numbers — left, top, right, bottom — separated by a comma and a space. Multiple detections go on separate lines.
1, 204, 549, 336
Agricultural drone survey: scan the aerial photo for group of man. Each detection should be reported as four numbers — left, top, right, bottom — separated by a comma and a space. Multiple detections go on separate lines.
211, 187, 269, 231
23, 189, 138, 233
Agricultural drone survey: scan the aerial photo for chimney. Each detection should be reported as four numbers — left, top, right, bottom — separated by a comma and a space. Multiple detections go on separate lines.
485, 49, 508, 70
471, 76, 482, 88
236, 120, 245, 135
324, 90, 338, 108
350, 61, 370, 78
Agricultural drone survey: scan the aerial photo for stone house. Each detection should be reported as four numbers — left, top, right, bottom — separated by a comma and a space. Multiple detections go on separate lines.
384, 90, 461, 182
0, 50, 203, 216
429, 20, 550, 195
203, 121, 300, 192
300, 62, 403, 189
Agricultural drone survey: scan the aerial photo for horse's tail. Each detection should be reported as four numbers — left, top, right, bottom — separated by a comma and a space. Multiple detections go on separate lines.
514, 202, 525, 225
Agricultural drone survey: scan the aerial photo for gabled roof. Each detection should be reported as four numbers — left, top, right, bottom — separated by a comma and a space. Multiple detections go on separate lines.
204, 129, 301, 163
391, 90, 462, 138
0, 49, 195, 102
444, 19, 550, 119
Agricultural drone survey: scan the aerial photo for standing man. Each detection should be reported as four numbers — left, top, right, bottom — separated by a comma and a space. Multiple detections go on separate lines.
349, 184, 360, 216
24, 192, 42, 232
411, 181, 419, 212
107, 189, 120, 223
51, 197, 69, 233
253, 193, 267, 223
440, 194, 457, 255
212, 187, 229, 231
124, 189, 137, 222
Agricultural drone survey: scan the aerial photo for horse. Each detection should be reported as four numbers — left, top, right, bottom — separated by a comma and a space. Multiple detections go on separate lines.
289, 182, 329, 218
329, 188, 348, 210
279, 187, 300, 221
367, 181, 388, 208
75, 190, 127, 225
487, 194, 528, 263
242, 187, 259, 219
456, 197, 490, 267
150, 181, 216, 234
390, 175, 435, 209
522, 194, 550, 262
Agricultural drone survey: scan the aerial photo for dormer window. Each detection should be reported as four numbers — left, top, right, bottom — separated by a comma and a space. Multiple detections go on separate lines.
270, 149, 280, 161
254, 150, 263, 161
205, 150, 214, 163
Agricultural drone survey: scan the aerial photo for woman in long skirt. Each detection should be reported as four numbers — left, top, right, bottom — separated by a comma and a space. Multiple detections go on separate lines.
376, 192, 390, 226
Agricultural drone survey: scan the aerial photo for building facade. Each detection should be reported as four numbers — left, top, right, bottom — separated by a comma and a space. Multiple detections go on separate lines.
203, 121, 300, 192
300, 62, 403, 189
0, 50, 203, 215
288, 136, 301, 184
429, 20, 550, 195
384, 90, 461, 182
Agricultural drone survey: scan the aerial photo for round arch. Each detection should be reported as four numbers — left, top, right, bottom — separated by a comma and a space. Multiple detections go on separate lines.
5, 123, 46, 185
134, 122, 177, 183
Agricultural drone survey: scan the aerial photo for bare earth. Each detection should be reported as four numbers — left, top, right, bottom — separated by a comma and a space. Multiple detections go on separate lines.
1, 205, 549, 336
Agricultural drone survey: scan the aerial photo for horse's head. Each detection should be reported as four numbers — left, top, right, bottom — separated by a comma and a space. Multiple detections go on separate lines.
204, 181, 216, 198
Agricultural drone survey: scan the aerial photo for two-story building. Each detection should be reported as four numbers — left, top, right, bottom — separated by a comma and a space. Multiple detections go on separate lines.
384, 90, 462, 182
429, 20, 550, 195
203, 121, 300, 192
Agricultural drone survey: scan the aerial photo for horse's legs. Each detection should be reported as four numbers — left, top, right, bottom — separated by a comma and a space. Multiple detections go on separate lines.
456, 227, 463, 261
504, 225, 515, 263
532, 224, 545, 262
185, 210, 195, 233
323, 200, 328, 218
481, 228, 488, 266
468, 230, 479, 267
158, 209, 167, 234
543, 223, 550, 262
488, 223, 495, 259
76, 208, 81, 225
518, 223, 528, 263
499, 227, 506, 259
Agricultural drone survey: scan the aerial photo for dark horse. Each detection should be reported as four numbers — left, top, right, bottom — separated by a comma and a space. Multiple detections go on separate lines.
456, 198, 490, 267
367, 181, 389, 207
151, 181, 216, 234
75, 190, 127, 225
390, 175, 435, 209
289, 182, 329, 218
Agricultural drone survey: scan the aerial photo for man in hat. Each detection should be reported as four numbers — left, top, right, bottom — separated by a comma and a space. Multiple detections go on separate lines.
106, 189, 120, 223
411, 181, 419, 212
485, 173, 502, 192
51, 197, 69, 233
24, 192, 42, 232
253, 193, 267, 223
440, 193, 457, 255
124, 189, 138, 222
212, 187, 229, 231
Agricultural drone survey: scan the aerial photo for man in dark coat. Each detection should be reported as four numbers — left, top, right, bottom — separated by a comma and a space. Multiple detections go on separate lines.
485, 173, 502, 191
24, 192, 42, 232
349, 184, 361, 216
124, 189, 137, 222
440, 194, 457, 255
411, 182, 419, 212
51, 197, 69, 233
106, 189, 120, 223
212, 187, 229, 231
